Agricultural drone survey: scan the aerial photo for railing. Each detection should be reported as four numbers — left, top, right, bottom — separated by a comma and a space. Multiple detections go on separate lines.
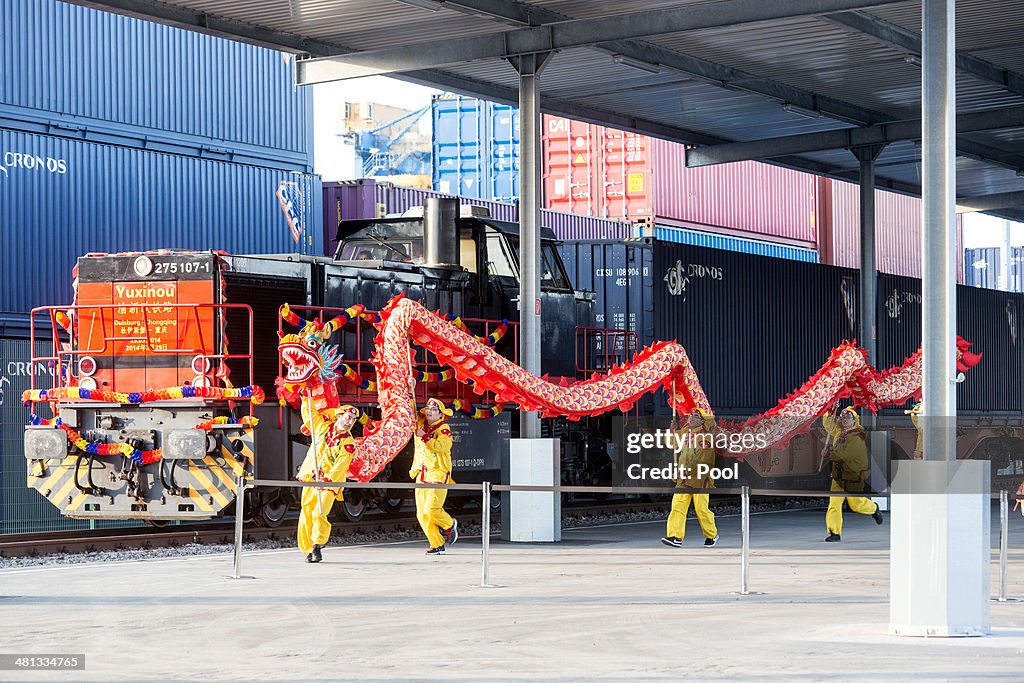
229, 478, 1020, 601
28, 303, 255, 409
575, 326, 638, 376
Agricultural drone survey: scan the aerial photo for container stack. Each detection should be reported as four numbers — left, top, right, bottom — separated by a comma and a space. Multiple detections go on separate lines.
0, 0, 319, 534
428, 95, 964, 279
0, 0, 320, 321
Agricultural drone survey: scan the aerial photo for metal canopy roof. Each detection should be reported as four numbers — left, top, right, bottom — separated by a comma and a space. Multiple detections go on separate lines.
68, 0, 1024, 220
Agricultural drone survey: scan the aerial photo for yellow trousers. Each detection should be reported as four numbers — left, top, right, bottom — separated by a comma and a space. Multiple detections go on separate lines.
666, 493, 717, 540
826, 480, 878, 535
297, 485, 338, 555
416, 487, 454, 548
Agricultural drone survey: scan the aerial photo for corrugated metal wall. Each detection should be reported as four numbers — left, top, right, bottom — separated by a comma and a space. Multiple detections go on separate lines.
963, 246, 1024, 291
651, 242, 856, 415
1, 0, 312, 171
431, 96, 821, 246
824, 179, 965, 282
876, 273, 1022, 414
0, 128, 322, 313
542, 116, 654, 222
653, 225, 819, 262
649, 138, 819, 245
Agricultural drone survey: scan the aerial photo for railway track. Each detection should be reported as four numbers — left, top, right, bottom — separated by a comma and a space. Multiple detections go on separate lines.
0, 500, 671, 559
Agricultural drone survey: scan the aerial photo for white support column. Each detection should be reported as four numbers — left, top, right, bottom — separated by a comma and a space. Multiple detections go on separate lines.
507, 438, 561, 542
890, 0, 991, 637
510, 52, 550, 440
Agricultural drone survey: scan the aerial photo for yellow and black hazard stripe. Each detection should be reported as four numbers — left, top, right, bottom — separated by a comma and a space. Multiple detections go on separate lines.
181, 427, 254, 512
28, 427, 257, 518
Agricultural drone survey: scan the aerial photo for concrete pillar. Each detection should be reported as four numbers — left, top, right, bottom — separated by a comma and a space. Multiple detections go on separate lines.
890, 0, 991, 637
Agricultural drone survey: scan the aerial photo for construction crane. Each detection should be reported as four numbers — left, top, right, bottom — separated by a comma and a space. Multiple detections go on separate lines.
342, 104, 432, 178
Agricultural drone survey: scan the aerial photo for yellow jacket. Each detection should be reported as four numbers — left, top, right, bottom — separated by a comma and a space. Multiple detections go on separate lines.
297, 404, 357, 483
410, 415, 454, 484
677, 425, 717, 488
822, 413, 870, 485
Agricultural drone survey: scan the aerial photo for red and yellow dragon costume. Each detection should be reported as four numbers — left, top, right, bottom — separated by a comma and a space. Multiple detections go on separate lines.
278, 294, 981, 483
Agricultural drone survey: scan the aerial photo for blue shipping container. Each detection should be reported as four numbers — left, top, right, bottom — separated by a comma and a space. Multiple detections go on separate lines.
0, 127, 321, 314
557, 239, 655, 347
964, 248, 1001, 289
1, 0, 312, 171
431, 95, 518, 202
962, 246, 1024, 291
653, 225, 819, 263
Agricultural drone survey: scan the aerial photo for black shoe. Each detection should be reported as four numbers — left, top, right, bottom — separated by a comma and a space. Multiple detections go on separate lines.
305, 553, 315, 563
704, 534, 719, 547
310, 545, 323, 563
825, 533, 841, 543
872, 507, 884, 525
426, 545, 445, 556
442, 519, 459, 546
661, 536, 683, 548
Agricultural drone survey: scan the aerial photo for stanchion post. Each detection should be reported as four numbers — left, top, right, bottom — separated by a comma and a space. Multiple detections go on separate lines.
741, 484, 750, 596
481, 481, 491, 588
999, 489, 1008, 603
232, 473, 246, 580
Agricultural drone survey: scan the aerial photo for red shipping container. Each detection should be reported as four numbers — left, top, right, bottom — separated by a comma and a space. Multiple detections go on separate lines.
822, 179, 964, 283
602, 128, 653, 222
542, 117, 602, 217
542, 118, 818, 245
542, 116, 654, 222
649, 137, 818, 245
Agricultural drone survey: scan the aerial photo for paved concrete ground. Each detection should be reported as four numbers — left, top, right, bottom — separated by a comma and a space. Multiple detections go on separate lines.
1, 507, 1022, 682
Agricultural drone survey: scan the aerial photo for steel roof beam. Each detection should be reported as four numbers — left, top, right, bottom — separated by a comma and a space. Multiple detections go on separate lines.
444, 1, 890, 125
825, 11, 1024, 97
956, 191, 1024, 212
63, 0, 346, 54
296, 0, 908, 84
688, 105, 1024, 166
66, 1, 747, 153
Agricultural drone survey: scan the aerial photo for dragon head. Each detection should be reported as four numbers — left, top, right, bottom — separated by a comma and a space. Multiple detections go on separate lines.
278, 304, 345, 390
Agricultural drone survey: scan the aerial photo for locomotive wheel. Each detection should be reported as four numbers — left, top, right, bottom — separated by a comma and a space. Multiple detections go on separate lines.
256, 497, 289, 528
340, 497, 367, 523
377, 493, 405, 515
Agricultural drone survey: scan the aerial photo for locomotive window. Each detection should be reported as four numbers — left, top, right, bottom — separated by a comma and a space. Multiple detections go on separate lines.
541, 245, 570, 290
460, 238, 477, 273
340, 240, 417, 262
486, 234, 517, 278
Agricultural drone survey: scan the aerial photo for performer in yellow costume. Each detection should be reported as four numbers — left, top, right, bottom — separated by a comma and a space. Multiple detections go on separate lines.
296, 404, 359, 563
662, 408, 719, 548
410, 397, 459, 555
821, 406, 884, 542
906, 402, 923, 460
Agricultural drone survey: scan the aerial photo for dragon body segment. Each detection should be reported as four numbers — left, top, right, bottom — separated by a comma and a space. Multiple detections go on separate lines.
278, 295, 981, 483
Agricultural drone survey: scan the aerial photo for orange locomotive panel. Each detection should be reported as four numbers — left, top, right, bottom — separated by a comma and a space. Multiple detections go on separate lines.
74, 253, 216, 393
